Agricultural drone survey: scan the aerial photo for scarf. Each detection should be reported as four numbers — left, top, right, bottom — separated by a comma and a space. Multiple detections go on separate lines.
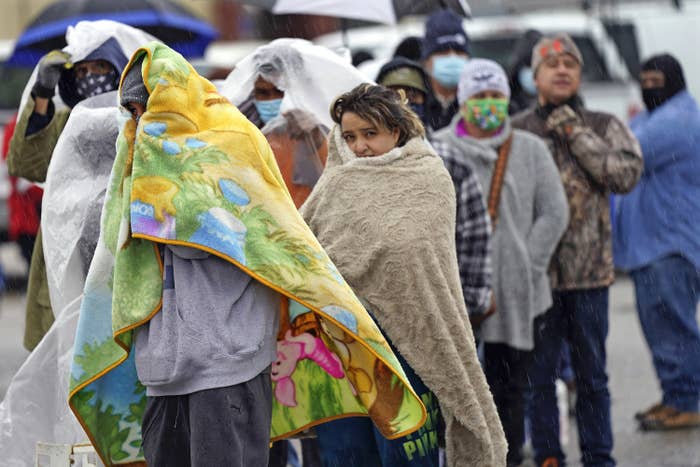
68, 43, 426, 466
300, 127, 508, 466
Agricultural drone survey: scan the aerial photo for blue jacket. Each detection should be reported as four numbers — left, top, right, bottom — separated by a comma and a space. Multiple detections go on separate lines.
614, 90, 700, 271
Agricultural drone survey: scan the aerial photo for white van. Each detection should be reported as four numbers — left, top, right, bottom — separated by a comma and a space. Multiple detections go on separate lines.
614, 1, 700, 99
315, 11, 641, 120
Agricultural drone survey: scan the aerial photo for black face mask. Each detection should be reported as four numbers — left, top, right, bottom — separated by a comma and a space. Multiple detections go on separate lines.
642, 87, 671, 113
75, 69, 119, 99
410, 102, 426, 123
640, 54, 686, 113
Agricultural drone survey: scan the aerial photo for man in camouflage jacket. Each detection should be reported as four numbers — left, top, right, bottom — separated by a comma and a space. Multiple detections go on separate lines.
512, 34, 642, 467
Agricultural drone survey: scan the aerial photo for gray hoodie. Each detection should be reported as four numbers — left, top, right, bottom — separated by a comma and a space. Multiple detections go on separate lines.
135, 245, 280, 396
432, 117, 569, 350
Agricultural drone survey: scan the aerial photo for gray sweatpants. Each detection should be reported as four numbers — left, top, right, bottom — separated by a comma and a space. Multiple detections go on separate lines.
141, 368, 272, 467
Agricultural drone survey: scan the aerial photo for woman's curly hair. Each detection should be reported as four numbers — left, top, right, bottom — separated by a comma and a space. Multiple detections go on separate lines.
330, 83, 425, 146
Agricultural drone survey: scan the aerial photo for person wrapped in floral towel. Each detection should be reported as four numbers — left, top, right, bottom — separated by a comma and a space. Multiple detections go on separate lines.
69, 42, 427, 467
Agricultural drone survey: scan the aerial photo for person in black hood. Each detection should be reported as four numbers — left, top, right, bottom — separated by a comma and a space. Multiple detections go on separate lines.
639, 53, 686, 112
616, 53, 700, 432
507, 29, 543, 115
422, 9, 471, 132
30, 36, 128, 134
393, 36, 423, 62
377, 57, 431, 126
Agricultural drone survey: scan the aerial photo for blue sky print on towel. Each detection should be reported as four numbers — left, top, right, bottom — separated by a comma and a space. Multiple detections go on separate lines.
190, 207, 247, 264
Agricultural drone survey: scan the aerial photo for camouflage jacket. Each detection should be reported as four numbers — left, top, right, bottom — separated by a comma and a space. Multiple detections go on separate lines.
512, 101, 642, 290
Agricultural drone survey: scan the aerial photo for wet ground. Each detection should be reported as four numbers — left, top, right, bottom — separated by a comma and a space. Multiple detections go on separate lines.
1, 244, 698, 466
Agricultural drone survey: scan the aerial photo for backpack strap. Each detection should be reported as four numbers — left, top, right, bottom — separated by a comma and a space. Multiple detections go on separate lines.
487, 133, 513, 228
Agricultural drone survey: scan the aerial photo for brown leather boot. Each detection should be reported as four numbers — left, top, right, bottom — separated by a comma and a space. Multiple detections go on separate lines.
634, 401, 669, 421
640, 408, 700, 431
636, 403, 676, 423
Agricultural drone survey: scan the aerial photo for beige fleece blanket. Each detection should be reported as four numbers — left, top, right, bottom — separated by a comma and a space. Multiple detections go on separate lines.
300, 127, 507, 466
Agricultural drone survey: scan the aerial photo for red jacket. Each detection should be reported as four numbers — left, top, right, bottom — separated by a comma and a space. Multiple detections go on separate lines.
2, 115, 42, 239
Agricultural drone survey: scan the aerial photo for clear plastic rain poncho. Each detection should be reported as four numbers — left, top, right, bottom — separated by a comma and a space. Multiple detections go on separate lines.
18, 20, 156, 114
0, 20, 156, 467
220, 38, 369, 131
220, 39, 368, 207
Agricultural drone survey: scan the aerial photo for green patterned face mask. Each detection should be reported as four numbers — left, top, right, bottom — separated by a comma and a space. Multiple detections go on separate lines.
461, 98, 509, 131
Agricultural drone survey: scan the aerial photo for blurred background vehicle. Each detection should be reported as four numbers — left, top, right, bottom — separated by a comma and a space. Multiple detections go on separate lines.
315, 0, 700, 121
1, 0, 699, 288
315, 11, 640, 120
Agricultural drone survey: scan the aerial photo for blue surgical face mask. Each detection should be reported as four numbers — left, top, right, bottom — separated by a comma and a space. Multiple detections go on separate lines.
431, 54, 469, 88
518, 67, 537, 96
254, 98, 283, 124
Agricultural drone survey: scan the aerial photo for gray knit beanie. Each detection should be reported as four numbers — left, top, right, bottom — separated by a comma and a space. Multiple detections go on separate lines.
119, 55, 149, 108
531, 34, 584, 74
457, 58, 510, 104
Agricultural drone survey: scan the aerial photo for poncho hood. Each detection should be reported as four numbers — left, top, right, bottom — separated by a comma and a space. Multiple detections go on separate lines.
221, 38, 368, 130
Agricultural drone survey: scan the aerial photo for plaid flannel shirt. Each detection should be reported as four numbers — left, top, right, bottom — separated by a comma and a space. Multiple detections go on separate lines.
432, 140, 493, 315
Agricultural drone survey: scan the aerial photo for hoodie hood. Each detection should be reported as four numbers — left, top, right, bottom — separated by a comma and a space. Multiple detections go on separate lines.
641, 53, 687, 112
17, 20, 157, 112
58, 36, 129, 108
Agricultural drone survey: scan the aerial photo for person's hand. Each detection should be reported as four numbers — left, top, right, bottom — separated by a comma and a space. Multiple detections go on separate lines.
469, 295, 496, 328
32, 50, 72, 99
545, 104, 581, 139
486, 294, 496, 316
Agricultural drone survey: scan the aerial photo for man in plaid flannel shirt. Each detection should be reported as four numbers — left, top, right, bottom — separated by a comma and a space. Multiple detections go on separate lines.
431, 139, 493, 319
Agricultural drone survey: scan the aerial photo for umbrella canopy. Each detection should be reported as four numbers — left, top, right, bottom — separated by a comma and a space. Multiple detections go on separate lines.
7, 0, 217, 66
272, 0, 397, 24
393, 0, 470, 18
231, 0, 470, 23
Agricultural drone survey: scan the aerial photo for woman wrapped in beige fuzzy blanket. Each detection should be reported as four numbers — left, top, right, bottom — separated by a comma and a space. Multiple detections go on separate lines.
301, 84, 507, 467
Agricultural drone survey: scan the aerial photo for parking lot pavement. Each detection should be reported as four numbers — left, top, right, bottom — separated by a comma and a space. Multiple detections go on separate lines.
0, 274, 698, 466
555, 275, 700, 467
0, 291, 28, 399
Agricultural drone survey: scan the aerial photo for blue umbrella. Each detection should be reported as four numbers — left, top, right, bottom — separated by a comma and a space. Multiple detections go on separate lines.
7, 0, 218, 66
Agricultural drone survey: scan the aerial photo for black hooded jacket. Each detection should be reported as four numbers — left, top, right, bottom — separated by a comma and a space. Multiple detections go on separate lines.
28, 37, 128, 135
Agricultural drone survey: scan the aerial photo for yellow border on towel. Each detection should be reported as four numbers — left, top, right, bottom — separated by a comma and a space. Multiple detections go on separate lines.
69, 235, 427, 466
72, 44, 426, 464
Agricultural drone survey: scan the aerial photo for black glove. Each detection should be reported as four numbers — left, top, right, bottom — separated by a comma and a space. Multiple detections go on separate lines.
31, 50, 72, 99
